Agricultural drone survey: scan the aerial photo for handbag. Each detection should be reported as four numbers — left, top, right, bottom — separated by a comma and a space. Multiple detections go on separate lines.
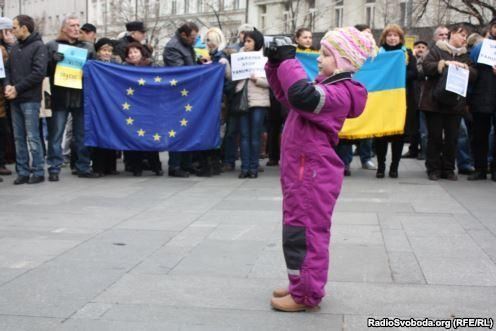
230, 80, 249, 114
432, 67, 463, 108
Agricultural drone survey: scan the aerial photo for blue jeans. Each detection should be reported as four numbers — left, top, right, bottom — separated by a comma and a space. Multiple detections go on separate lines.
457, 117, 473, 170
11, 102, 44, 177
336, 139, 373, 166
336, 141, 352, 166
358, 139, 373, 164
47, 108, 91, 174
223, 115, 240, 167
419, 111, 428, 156
239, 107, 266, 173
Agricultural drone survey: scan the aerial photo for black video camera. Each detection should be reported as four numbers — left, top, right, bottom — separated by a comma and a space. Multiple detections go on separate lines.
264, 36, 297, 63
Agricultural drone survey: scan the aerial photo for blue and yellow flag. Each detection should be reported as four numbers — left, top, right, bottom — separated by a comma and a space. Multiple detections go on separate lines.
296, 50, 406, 139
83, 61, 224, 151
295, 50, 320, 80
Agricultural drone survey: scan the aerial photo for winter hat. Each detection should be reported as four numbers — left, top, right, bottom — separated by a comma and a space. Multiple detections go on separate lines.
95, 38, 114, 52
0, 17, 13, 30
320, 27, 377, 72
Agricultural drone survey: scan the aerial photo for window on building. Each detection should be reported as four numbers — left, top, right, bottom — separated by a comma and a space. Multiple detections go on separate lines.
197, 0, 203, 13
399, 2, 406, 26
233, 0, 240, 10
259, 5, 267, 31
283, 10, 291, 34
185, 0, 190, 13
365, 3, 375, 28
171, 0, 177, 14
335, 0, 343, 28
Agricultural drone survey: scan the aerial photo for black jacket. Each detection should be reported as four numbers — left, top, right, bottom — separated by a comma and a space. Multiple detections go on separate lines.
163, 33, 196, 67
468, 40, 496, 114
46, 39, 95, 109
420, 40, 476, 114
5, 33, 47, 103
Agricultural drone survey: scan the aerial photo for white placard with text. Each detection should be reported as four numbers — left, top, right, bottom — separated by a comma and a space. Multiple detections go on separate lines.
231, 52, 267, 81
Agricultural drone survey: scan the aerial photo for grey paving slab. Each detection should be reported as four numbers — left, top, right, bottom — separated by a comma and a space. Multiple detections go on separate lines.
414, 254, 496, 286
213, 199, 282, 211
168, 239, 266, 277
116, 210, 201, 231
325, 281, 496, 317
0, 263, 125, 318
399, 214, 468, 237
193, 209, 281, 226
333, 212, 379, 225
468, 229, 496, 264
55, 229, 176, 270
84, 304, 344, 331
328, 244, 393, 283
388, 252, 426, 284
331, 224, 383, 245
335, 200, 414, 213
381, 228, 412, 252
0, 237, 81, 268
0, 315, 63, 331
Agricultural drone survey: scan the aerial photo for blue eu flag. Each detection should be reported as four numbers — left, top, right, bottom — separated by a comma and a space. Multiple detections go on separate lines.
83, 61, 224, 151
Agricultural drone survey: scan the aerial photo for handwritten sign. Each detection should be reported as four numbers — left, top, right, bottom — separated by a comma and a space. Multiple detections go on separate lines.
231, 52, 267, 81
477, 38, 496, 67
54, 44, 88, 89
446, 64, 469, 97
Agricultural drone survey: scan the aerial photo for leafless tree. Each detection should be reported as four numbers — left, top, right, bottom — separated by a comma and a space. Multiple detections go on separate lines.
415, 0, 496, 25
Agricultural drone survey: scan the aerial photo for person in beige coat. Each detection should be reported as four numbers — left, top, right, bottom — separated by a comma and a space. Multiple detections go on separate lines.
235, 29, 270, 178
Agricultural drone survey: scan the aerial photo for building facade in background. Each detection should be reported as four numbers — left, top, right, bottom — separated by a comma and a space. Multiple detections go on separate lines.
2, 0, 496, 52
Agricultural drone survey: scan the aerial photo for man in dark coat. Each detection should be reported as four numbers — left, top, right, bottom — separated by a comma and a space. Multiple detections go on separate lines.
163, 22, 199, 178
45, 15, 97, 181
467, 18, 496, 181
114, 21, 149, 62
5, 15, 47, 184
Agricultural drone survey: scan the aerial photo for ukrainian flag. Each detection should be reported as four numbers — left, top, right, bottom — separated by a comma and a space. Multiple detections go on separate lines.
296, 50, 406, 139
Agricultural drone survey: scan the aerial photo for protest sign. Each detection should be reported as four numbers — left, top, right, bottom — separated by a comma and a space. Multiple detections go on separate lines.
231, 52, 267, 81
54, 44, 88, 89
477, 38, 496, 67
446, 64, 469, 97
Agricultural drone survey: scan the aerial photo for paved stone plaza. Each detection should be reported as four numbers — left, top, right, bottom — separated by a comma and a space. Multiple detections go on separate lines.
0, 156, 495, 330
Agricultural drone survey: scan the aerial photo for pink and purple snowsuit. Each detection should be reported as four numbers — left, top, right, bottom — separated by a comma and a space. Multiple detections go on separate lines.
265, 59, 368, 307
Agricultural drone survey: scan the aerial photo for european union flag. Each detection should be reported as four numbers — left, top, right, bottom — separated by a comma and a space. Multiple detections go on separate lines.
83, 61, 224, 151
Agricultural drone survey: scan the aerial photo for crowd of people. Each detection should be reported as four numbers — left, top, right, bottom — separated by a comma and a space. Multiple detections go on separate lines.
1, 13, 496, 185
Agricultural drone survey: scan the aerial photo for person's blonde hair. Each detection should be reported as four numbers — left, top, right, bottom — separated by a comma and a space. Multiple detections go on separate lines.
205, 27, 226, 51
379, 24, 405, 46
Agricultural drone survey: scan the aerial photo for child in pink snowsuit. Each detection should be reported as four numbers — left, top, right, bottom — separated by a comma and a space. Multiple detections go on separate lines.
266, 27, 377, 311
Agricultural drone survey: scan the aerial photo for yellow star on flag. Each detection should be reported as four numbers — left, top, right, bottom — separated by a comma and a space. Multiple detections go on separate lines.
181, 89, 189, 97
126, 117, 134, 125
180, 118, 188, 127
122, 102, 131, 110
138, 78, 146, 86
185, 104, 193, 112
153, 133, 161, 141
168, 130, 176, 138
154, 76, 162, 83
170, 79, 178, 86
137, 129, 146, 137
126, 88, 135, 96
